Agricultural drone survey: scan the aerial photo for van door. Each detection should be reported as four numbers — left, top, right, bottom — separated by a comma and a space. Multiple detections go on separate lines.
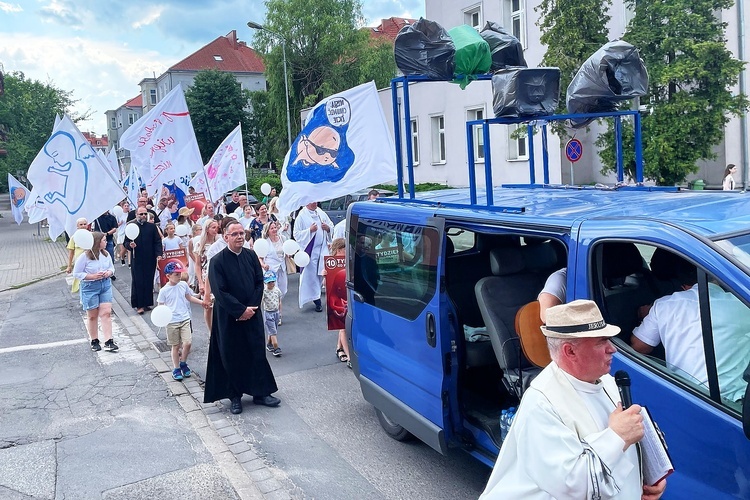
577, 220, 750, 498
347, 208, 452, 454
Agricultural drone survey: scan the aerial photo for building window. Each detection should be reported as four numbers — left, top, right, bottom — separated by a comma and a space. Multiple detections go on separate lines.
509, 0, 526, 47
150, 89, 157, 105
213, 55, 223, 61
128, 113, 137, 125
431, 115, 446, 164
110, 116, 116, 129
464, 6, 482, 29
410, 118, 420, 166
508, 124, 528, 161
467, 107, 485, 163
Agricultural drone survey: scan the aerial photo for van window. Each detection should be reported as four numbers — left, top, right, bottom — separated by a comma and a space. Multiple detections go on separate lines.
592, 241, 750, 411
351, 219, 439, 320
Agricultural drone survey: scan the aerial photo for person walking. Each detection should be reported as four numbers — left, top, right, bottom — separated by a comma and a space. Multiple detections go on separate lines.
248, 204, 272, 241
723, 164, 737, 191
262, 270, 283, 357
115, 201, 130, 267
157, 262, 205, 381
258, 221, 288, 297
203, 220, 280, 415
73, 232, 119, 352
195, 218, 220, 331
294, 202, 333, 312
66, 217, 90, 294
124, 206, 163, 314
93, 209, 119, 274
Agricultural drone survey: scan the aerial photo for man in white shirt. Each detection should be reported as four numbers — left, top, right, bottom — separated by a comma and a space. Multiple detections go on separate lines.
480, 300, 666, 499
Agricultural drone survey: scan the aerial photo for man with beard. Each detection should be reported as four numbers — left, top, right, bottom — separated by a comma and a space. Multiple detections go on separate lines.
203, 220, 280, 414
124, 207, 163, 314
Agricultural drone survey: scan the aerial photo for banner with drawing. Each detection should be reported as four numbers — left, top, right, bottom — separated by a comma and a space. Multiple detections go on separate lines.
158, 248, 190, 286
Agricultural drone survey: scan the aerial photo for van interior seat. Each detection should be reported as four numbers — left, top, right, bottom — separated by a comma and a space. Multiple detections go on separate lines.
600, 242, 656, 337
475, 246, 547, 397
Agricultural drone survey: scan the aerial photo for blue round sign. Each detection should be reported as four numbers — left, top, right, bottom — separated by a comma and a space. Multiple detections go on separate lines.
565, 139, 583, 163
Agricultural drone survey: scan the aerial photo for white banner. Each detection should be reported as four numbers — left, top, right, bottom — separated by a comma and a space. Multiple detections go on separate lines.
277, 81, 396, 216
119, 84, 203, 197
7, 173, 29, 225
124, 163, 142, 207
189, 123, 246, 203
26, 115, 126, 239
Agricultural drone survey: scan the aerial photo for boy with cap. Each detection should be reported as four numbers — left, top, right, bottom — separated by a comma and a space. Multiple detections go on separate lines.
262, 270, 284, 357
157, 262, 205, 380
480, 300, 666, 500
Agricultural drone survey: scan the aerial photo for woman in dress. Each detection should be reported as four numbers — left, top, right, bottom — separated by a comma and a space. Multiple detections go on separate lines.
723, 164, 737, 191
187, 223, 202, 291
267, 196, 290, 239
73, 232, 118, 352
248, 204, 272, 241
258, 220, 288, 298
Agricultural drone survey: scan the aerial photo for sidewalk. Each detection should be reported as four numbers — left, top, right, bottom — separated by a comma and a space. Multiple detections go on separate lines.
0, 211, 293, 499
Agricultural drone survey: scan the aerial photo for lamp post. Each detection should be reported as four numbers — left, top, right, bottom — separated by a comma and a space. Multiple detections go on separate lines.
247, 21, 292, 150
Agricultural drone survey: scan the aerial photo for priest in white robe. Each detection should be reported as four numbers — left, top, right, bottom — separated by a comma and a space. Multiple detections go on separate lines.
480, 300, 667, 500
293, 202, 333, 311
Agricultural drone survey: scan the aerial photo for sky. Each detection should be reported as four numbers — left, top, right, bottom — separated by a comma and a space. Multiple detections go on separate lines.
0, 0, 425, 136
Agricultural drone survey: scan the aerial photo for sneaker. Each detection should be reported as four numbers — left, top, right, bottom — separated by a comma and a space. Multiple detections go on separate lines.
272, 347, 282, 357
121, 259, 126, 266
180, 361, 191, 378
172, 368, 184, 381
90, 339, 101, 351
266, 342, 274, 352
277, 318, 282, 326
104, 339, 119, 352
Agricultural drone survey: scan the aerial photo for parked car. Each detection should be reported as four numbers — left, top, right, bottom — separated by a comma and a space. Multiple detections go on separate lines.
319, 189, 394, 226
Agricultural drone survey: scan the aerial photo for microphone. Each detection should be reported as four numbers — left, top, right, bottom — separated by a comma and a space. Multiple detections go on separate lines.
614, 370, 632, 409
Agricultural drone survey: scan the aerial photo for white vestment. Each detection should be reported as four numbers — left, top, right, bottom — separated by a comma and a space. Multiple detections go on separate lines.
294, 207, 332, 307
480, 361, 641, 499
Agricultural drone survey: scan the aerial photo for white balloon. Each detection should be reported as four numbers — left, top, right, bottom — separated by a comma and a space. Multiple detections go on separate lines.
111, 205, 124, 218
73, 229, 94, 250
175, 224, 189, 237
254, 238, 270, 258
282, 239, 300, 256
150, 305, 173, 328
260, 183, 272, 196
125, 223, 140, 240
294, 251, 310, 267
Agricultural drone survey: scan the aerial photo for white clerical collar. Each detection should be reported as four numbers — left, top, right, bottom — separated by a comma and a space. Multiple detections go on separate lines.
227, 246, 242, 255
561, 369, 603, 394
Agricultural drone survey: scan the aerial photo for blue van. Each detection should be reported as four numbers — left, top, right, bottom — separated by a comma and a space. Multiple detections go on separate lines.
345, 76, 750, 498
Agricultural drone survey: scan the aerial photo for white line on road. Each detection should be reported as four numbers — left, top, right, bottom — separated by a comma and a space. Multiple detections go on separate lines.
0, 338, 88, 354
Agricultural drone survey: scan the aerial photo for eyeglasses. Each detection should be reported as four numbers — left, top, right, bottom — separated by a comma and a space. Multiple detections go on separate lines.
226, 231, 244, 238
136, 212, 147, 216
307, 139, 338, 159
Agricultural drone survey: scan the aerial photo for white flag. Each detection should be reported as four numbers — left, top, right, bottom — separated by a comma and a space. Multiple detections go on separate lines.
277, 81, 396, 216
7, 173, 29, 225
119, 84, 203, 196
26, 115, 126, 239
189, 124, 246, 203
125, 163, 142, 207
105, 148, 123, 181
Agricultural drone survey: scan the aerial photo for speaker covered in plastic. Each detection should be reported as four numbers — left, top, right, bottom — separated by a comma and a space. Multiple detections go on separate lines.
492, 68, 561, 118
394, 18, 456, 80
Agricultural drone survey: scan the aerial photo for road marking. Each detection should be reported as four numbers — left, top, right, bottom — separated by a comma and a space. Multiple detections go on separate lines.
0, 338, 88, 354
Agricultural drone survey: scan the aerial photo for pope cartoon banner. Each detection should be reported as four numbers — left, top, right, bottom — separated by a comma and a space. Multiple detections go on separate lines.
7, 173, 29, 225
324, 254, 347, 331
119, 84, 203, 197
157, 248, 189, 286
277, 81, 396, 216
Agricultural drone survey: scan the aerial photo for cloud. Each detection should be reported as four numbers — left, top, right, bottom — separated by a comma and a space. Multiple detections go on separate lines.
131, 5, 166, 29
0, 2, 22, 13
37, 0, 86, 28
361, 0, 424, 25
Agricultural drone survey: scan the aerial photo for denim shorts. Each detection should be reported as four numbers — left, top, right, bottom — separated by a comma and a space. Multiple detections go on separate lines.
79, 278, 113, 311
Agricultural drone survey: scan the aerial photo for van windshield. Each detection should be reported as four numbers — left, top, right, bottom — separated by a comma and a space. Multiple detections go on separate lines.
715, 232, 750, 274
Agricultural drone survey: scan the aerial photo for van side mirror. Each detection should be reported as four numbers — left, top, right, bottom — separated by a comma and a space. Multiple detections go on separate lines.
743, 362, 750, 439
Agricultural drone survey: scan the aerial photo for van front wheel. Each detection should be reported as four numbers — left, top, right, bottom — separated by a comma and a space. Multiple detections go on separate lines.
375, 408, 413, 441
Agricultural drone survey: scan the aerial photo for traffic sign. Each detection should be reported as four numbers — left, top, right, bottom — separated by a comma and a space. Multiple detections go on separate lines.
565, 138, 583, 163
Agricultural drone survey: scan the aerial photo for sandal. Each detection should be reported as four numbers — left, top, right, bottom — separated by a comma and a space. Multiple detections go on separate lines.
336, 348, 348, 363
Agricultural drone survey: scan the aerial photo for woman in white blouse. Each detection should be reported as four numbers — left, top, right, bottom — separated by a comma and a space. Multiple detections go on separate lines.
258, 220, 288, 297
73, 232, 118, 352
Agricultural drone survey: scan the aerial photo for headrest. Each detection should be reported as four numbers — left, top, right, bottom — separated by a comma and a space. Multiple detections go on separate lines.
601, 242, 643, 279
522, 241, 559, 272
490, 247, 525, 276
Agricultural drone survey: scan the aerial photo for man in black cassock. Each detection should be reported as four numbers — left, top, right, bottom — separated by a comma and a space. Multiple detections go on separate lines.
124, 207, 162, 314
204, 220, 280, 414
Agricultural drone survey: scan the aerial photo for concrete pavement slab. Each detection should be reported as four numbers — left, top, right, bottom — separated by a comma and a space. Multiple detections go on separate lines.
0, 440, 56, 499
101, 463, 239, 500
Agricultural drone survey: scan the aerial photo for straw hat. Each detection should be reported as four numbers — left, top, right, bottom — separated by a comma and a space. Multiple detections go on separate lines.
540, 300, 620, 339
178, 206, 195, 217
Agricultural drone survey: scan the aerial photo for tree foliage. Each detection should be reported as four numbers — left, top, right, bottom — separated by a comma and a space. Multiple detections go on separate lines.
251, 0, 397, 161
536, 0, 611, 136
184, 69, 251, 164
246, 89, 283, 167
598, 0, 747, 185
0, 71, 85, 191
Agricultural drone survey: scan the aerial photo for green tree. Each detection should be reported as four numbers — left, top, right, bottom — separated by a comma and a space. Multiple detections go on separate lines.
598, 0, 747, 185
0, 71, 86, 191
536, 0, 611, 130
246, 89, 282, 167
251, 0, 397, 160
184, 69, 251, 164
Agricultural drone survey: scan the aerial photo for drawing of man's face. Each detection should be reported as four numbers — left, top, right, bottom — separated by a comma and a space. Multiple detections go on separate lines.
298, 126, 340, 166
11, 186, 26, 207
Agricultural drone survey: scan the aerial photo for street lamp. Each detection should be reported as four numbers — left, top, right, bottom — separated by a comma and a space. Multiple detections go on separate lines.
247, 21, 292, 150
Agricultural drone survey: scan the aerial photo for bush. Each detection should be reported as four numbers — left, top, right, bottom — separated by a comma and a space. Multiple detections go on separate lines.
246, 172, 281, 203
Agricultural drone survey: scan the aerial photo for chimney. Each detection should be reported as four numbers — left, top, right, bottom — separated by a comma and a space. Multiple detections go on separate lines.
227, 29, 237, 48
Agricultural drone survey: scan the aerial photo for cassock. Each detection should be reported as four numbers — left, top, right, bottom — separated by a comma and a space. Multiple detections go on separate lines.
203, 246, 278, 402
124, 221, 162, 309
293, 207, 332, 307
